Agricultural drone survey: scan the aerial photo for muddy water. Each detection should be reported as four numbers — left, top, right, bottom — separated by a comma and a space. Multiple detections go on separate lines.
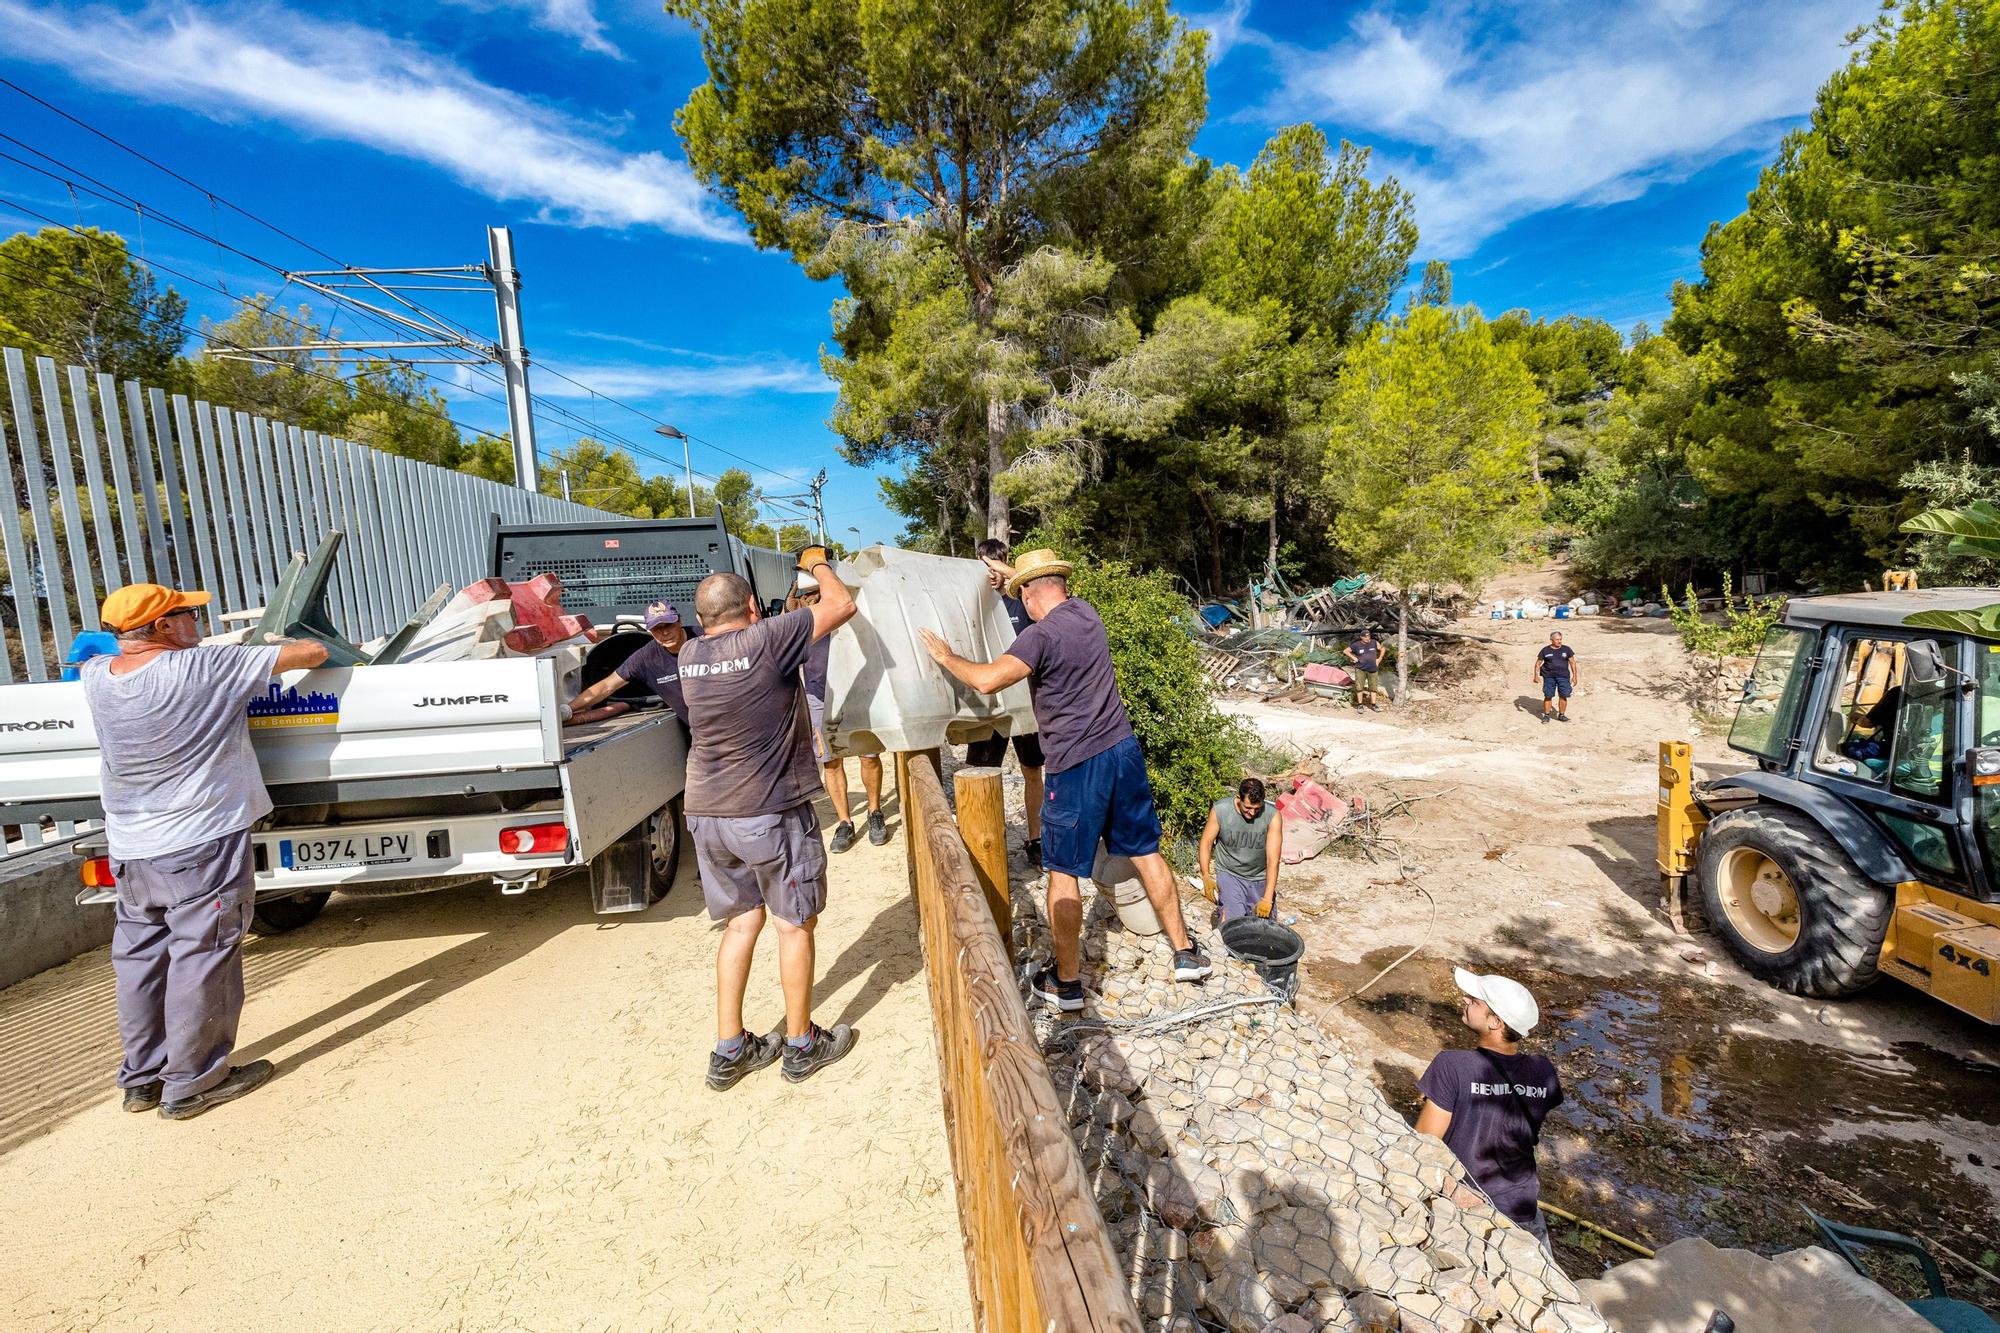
1304, 950, 2000, 1289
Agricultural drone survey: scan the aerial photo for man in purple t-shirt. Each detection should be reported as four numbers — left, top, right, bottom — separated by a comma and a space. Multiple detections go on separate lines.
919, 549, 1211, 1012
1415, 967, 1564, 1244
678, 549, 860, 1090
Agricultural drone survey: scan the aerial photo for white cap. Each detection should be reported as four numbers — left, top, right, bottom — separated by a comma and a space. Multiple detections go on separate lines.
1453, 966, 1540, 1037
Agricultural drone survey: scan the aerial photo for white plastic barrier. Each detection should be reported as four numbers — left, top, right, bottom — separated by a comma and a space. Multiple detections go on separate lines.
823, 546, 1038, 756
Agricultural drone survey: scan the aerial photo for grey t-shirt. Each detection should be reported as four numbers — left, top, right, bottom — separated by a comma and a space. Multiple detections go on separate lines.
1003, 597, 1134, 775
1211, 797, 1275, 879
678, 608, 818, 818
81, 644, 283, 859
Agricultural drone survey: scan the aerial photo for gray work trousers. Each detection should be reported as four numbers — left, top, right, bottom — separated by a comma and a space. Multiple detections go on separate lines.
110, 828, 256, 1101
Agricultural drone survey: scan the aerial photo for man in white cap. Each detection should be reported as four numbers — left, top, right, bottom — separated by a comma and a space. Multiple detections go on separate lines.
1414, 966, 1565, 1244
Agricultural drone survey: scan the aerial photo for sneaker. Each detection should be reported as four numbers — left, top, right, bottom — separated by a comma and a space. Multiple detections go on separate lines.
866, 810, 889, 846
829, 820, 857, 853
1030, 966, 1085, 1012
1555, 713, 1571, 723
1540, 712, 1551, 724
706, 1026, 783, 1091
1024, 838, 1042, 870
121, 1081, 162, 1113
1173, 949, 1214, 982
158, 1060, 274, 1121
1368, 702, 1384, 712
781, 1022, 858, 1083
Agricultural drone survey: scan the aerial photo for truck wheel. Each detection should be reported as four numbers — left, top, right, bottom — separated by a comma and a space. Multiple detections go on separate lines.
647, 797, 683, 903
1696, 805, 1892, 997
252, 890, 332, 935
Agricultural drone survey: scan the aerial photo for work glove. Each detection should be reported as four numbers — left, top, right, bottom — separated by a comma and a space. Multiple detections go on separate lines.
795, 543, 832, 573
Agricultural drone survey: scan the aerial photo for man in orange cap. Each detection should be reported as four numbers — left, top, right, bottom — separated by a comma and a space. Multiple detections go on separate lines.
83, 584, 329, 1120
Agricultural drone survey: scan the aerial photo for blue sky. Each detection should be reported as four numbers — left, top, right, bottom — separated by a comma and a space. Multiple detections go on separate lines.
0, 0, 1878, 545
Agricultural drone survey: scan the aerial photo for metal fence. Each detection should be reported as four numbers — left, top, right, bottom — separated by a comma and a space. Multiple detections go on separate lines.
0, 342, 617, 856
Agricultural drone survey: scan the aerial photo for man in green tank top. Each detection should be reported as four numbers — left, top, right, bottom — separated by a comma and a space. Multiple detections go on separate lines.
1198, 777, 1284, 922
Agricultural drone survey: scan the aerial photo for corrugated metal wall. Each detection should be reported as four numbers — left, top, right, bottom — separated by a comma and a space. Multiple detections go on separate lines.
0, 344, 615, 683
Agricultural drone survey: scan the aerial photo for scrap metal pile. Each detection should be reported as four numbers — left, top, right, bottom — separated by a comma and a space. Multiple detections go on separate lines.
1197, 576, 1467, 700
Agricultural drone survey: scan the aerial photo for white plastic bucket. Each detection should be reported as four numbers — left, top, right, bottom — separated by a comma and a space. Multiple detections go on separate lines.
1093, 848, 1162, 935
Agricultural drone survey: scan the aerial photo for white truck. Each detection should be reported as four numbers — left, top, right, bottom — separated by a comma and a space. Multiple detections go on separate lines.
0, 513, 799, 933
1, 655, 688, 932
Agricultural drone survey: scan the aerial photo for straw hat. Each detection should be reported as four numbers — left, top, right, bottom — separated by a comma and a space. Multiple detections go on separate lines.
1004, 549, 1074, 597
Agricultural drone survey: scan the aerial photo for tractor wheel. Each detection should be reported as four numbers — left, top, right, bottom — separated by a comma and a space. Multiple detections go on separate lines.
1696, 805, 1892, 997
252, 890, 332, 935
647, 797, 683, 904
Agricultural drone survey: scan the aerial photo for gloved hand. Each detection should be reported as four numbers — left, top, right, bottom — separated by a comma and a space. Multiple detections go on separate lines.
795, 543, 832, 573
1255, 897, 1274, 919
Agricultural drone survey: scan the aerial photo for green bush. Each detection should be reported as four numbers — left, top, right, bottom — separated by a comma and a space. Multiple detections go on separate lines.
1056, 557, 1253, 846
1662, 573, 1782, 657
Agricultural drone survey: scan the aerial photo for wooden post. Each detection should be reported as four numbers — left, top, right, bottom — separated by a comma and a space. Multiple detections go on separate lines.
954, 765, 1010, 959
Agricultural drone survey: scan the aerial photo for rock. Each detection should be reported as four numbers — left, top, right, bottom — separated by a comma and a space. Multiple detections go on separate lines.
1190, 1224, 1250, 1277
1531, 1302, 1612, 1333
1263, 1267, 1310, 1307
1260, 1317, 1314, 1333
1205, 1270, 1284, 1333
1345, 1290, 1400, 1331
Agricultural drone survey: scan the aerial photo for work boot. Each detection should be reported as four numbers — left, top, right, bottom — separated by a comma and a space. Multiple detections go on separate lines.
866, 810, 889, 846
1173, 948, 1214, 983
706, 1026, 783, 1091
158, 1060, 274, 1121
781, 1022, 858, 1083
1024, 838, 1042, 870
1030, 966, 1085, 1013
829, 820, 857, 853
121, 1081, 162, 1113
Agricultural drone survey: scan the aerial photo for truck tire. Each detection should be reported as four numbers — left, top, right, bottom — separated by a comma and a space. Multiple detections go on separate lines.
647, 797, 683, 903
252, 890, 332, 935
1696, 805, 1892, 997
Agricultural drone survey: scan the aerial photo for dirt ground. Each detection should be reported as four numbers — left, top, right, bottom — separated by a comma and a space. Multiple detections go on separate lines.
1230, 565, 2000, 1298
0, 791, 973, 1332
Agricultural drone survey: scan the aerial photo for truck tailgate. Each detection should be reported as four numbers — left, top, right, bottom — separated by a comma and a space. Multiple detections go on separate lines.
0, 658, 562, 816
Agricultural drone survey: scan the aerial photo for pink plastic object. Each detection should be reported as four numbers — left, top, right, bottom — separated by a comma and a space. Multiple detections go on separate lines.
441, 574, 598, 655
1302, 662, 1352, 687
1276, 777, 1342, 823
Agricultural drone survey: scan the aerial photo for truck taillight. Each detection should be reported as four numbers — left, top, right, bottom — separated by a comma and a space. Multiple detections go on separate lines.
499, 822, 569, 856
80, 857, 116, 888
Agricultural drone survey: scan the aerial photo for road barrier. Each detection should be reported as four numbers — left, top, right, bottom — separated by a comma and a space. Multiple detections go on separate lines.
897, 751, 1140, 1333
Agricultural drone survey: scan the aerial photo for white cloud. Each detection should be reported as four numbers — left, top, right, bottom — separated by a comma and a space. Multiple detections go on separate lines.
0, 0, 738, 241
1259, 0, 1877, 255
538, 356, 835, 400
1186, 0, 1258, 65
442, 0, 625, 59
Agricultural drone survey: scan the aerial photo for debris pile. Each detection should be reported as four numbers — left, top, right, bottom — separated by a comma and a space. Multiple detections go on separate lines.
1197, 578, 1473, 700
1028, 889, 1611, 1333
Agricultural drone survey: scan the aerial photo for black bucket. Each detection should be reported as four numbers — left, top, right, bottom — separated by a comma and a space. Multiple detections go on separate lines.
1219, 916, 1305, 995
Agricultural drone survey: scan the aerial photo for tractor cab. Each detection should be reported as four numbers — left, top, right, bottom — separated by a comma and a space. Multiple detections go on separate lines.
1661, 589, 2000, 1023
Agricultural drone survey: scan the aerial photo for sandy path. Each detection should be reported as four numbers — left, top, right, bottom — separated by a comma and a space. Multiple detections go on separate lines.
0, 793, 972, 1332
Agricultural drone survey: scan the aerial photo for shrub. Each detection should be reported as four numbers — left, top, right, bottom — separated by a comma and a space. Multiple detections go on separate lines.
1662, 572, 1782, 657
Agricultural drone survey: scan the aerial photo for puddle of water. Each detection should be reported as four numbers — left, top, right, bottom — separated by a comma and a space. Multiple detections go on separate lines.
1303, 949, 2000, 1285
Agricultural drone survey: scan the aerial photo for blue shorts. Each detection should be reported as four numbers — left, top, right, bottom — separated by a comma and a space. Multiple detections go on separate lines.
1041, 735, 1162, 878
1542, 675, 1572, 700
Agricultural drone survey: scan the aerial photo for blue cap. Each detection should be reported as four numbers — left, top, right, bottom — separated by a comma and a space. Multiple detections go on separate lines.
643, 601, 681, 629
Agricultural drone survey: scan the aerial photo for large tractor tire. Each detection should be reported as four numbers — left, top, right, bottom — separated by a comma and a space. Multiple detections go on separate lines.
1696, 805, 1893, 997
252, 890, 332, 935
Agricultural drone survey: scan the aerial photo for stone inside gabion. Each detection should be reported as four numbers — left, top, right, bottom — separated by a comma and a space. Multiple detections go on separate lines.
1022, 883, 1610, 1333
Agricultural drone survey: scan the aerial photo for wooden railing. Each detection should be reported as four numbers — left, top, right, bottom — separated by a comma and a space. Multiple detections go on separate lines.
896, 752, 1140, 1333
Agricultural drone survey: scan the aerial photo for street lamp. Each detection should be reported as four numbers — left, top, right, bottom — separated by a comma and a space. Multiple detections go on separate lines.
655, 424, 695, 518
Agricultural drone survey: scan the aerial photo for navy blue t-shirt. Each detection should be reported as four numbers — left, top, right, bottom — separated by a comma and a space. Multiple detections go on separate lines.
618, 629, 701, 724
998, 594, 1032, 637
1351, 638, 1382, 672
1536, 644, 1575, 678
1418, 1048, 1563, 1229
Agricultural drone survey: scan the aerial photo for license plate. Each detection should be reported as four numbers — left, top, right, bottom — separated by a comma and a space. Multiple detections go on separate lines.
279, 832, 417, 871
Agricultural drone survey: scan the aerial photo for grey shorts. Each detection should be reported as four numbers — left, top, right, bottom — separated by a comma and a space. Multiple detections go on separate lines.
687, 803, 828, 926
1216, 868, 1269, 922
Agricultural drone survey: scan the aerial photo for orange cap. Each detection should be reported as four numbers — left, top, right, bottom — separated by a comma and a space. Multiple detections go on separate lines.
100, 583, 211, 632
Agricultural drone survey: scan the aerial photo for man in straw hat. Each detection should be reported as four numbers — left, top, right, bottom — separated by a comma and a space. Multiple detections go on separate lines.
1415, 966, 1565, 1244
920, 548, 1211, 1012
82, 583, 329, 1120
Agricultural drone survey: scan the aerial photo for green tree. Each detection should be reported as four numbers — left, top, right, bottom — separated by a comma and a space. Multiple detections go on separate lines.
667, 0, 1206, 541
1408, 259, 1452, 311
0, 226, 185, 381
1325, 305, 1545, 693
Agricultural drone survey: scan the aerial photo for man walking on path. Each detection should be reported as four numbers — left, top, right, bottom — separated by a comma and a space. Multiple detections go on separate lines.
919, 549, 1211, 1012
792, 582, 887, 853
1344, 629, 1387, 711
965, 538, 1045, 868
679, 549, 859, 1089
1198, 777, 1283, 924
1534, 631, 1578, 723
82, 582, 329, 1120
1415, 967, 1564, 1245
